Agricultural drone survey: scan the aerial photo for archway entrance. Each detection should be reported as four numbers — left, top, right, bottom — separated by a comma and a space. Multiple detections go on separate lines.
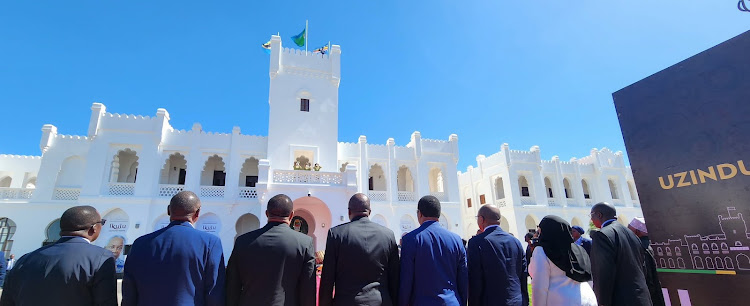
292, 196, 332, 251
235, 213, 260, 239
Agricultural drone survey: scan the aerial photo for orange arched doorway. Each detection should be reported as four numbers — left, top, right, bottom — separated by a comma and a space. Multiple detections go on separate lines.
292, 196, 332, 251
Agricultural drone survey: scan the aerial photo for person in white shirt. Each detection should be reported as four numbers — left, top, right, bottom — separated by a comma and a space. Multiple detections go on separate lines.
6, 254, 15, 270
529, 215, 597, 306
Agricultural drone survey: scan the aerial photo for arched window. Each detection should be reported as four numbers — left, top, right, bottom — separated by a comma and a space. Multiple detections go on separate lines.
428, 167, 444, 193
45, 219, 61, 243
111, 149, 139, 183
239, 157, 259, 187
0, 217, 17, 255
544, 177, 553, 198
608, 179, 619, 199
519, 176, 531, 197
369, 164, 387, 191
24, 177, 37, 189
0, 177, 11, 188
525, 215, 538, 231
201, 155, 226, 186
563, 178, 573, 199
56, 156, 86, 187
397, 166, 414, 192
160, 153, 187, 185
494, 177, 505, 199
581, 179, 591, 199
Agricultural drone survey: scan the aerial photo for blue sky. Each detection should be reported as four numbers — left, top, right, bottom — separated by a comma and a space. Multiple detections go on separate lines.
1, 1, 748, 170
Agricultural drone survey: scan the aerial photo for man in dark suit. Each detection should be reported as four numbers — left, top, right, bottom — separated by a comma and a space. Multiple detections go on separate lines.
398, 195, 468, 306
0, 205, 117, 306
468, 205, 528, 306
0, 251, 5, 288
122, 191, 225, 306
226, 194, 316, 306
572, 225, 592, 255
589, 202, 652, 306
319, 193, 400, 306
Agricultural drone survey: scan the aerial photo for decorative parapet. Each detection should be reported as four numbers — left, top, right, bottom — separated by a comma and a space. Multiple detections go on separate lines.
0, 154, 42, 160
272, 170, 344, 185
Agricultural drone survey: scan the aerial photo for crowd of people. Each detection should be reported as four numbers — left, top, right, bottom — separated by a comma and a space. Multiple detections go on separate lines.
0, 190, 665, 306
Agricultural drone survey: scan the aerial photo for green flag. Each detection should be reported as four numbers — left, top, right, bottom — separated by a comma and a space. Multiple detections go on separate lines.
292, 28, 306, 47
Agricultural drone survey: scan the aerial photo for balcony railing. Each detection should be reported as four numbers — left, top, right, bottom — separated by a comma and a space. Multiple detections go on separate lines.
0, 188, 34, 200
368, 190, 387, 202
273, 170, 344, 185
159, 184, 184, 197
238, 187, 258, 199
585, 199, 594, 206
430, 192, 447, 202
54, 188, 81, 201
520, 197, 536, 206
397, 191, 416, 202
109, 183, 135, 196
496, 199, 507, 207
548, 199, 559, 206
200, 186, 225, 198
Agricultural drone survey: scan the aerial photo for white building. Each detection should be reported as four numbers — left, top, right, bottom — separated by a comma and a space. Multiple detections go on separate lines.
458, 144, 644, 239
0, 35, 463, 260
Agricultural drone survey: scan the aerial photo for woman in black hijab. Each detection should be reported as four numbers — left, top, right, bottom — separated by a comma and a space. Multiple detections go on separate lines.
528, 215, 597, 306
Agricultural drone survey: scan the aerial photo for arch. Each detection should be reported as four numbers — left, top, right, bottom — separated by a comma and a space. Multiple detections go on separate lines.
725, 257, 734, 269
666, 247, 672, 256
524, 215, 538, 231
702, 243, 710, 254
668, 258, 675, 268
715, 257, 724, 269
439, 214, 451, 230
111, 149, 139, 183
628, 181, 638, 200
608, 179, 619, 199
657, 247, 663, 256
371, 214, 388, 227
56, 156, 86, 187
571, 217, 582, 228
97, 208, 130, 269
400, 215, 418, 236
152, 214, 170, 231
712, 243, 719, 253
691, 243, 699, 254
677, 258, 686, 269
429, 167, 445, 193
195, 213, 222, 236
0, 177, 11, 188
160, 152, 187, 184
201, 155, 226, 186
581, 179, 592, 199
369, 164, 387, 191
675, 246, 682, 256
235, 214, 260, 238
705, 257, 715, 269
45, 218, 61, 243
519, 175, 531, 197
494, 177, 505, 199
239, 157, 259, 187
544, 177, 553, 198
659, 258, 667, 268
295, 155, 312, 170
500, 216, 510, 233
721, 242, 729, 253
563, 178, 573, 199
693, 257, 704, 269
24, 177, 37, 189
736, 254, 750, 270
292, 196, 332, 251
0, 217, 17, 255
397, 165, 414, 192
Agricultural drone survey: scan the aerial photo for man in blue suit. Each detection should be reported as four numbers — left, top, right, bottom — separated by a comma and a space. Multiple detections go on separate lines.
122, 191, 225, 306
398, 195, 468, 306
468, 205, 528, 306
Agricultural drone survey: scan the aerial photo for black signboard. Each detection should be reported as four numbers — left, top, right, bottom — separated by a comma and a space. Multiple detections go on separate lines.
613, 30, 750, 305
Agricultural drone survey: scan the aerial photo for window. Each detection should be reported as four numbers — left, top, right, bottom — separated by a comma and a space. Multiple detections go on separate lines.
369, 177, 374, 191
300, 98, 310, 112
467, 198, 472, 208
521, 187, 530, 197
244, 176, 258, 187
212, 171, 226, 186
480, 194, 486, 204
178, 169, 186, 185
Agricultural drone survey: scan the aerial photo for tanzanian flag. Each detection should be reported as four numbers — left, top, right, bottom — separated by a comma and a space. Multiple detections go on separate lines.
261, 40, 271, 54
292, 28, 306, 47
313, 44, 328, 54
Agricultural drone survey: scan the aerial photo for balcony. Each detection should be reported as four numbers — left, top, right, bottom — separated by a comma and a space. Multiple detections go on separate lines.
0, 188, 34, 200
54, 188, 81, 201
109, 183, 135, 196
496, 199, 507, 207
272, 170, 344, 185
200, 186, 225, 199
520, 197, 536, 206
159, 184, 185, 197
238, 187, 258, 199
430, 192, 447, 202
368, 190, 387, 202
547, 199, 559, 206
585, 199, 594, 206
397, 191, 416, 202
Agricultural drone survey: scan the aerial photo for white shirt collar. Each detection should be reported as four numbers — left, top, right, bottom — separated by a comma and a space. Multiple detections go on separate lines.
483, 224, 500, 232
61, 236, 91, 244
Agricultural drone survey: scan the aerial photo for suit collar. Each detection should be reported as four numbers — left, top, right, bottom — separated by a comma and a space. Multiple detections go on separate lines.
58, 236, 91, 244
169, 220, 194, 228
351, 215, 370, 222
602, 218, 618, 228
483, 225, 500, 233
419, 220, 439, 229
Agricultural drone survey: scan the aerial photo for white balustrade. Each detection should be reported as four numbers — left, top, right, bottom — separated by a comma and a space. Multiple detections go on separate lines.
496, 199, 507, 207
585, 199, 594, 206
201, 186, 225, 198
548, 199, 558, 206
368, 190, 387, 202
0, 188, 33, 200
238, 187, 258, 199
273, 170, 344, 185
159, 184, 184, 197
397, 191, 416, 202
520, 197, 536, 206
53, 188, 81, 201
108, 183, 135, 196
430, 192, 447, 202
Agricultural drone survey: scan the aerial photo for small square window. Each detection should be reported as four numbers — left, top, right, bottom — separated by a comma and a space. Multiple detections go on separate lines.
480, 194, 486, 204
467, 198, 472, 208
300, 99, 310, 112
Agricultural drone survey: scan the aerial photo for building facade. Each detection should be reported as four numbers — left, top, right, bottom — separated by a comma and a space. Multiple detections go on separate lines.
458, 144, 644, 238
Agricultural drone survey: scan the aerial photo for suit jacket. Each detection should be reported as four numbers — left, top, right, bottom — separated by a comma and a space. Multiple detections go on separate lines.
468, 226, 528, 306
398, 220, 468, 306
590, 221, 652, 306
578, 237, 593, 255
0, 251, 5, 287
0, 237, 117, 306
122, 221, 226, 306
641, 237, 665, 306
319, 216, 400, 306
226, 222, 316, 306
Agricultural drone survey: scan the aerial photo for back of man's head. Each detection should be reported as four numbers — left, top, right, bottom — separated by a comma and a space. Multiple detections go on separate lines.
60, 205, 100, 232
417, 195, 441, 218
525, 232, 534, 241
592, 202, 617, 220
477, 204, 501, 224
348, 193, 371, 214
267, 194, 294, 218
169, 191, 201, 217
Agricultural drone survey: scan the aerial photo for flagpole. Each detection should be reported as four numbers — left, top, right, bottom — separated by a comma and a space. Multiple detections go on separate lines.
305, 20, 308, 53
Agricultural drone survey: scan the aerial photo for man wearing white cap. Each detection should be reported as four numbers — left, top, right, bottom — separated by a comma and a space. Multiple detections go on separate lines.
628, 217, 665, 306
